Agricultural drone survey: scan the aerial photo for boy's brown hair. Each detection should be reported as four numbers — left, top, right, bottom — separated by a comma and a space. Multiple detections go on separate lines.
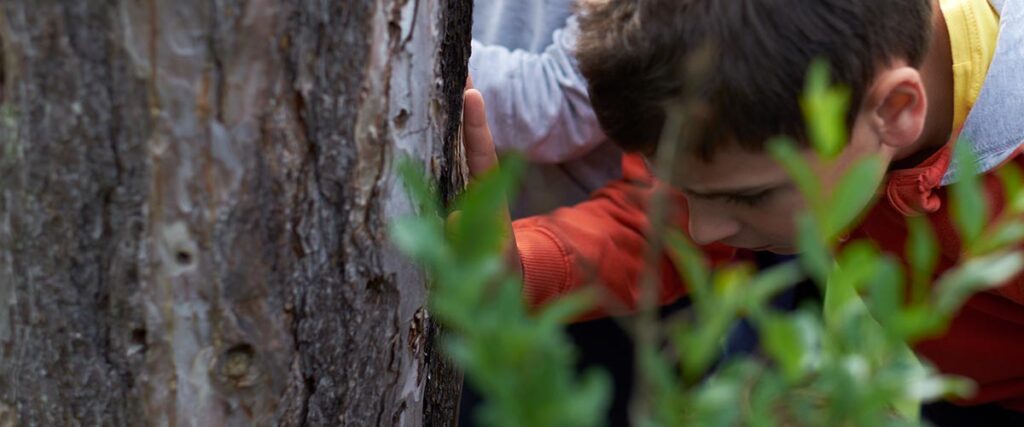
576, 0, 934, 158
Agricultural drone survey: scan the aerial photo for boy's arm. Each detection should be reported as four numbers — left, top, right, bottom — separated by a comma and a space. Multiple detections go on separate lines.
469, 16, 607, 163
514, 155, 737, 311
462, 85, 732, 315
513, 154, 664, 308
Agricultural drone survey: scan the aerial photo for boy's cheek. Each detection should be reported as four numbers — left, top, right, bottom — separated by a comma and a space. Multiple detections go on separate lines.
744, 195, 805, 247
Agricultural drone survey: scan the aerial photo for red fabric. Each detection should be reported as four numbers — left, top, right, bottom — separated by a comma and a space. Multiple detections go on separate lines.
885, 144, 952, 216
513, 145, 1024, 411
516, 155, 736, 317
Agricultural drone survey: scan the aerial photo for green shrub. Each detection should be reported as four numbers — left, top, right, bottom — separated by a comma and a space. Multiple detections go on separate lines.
392, 61, 1024, 427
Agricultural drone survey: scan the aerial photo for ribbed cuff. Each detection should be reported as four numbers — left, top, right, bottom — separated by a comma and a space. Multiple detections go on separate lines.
515, 227, 569, 306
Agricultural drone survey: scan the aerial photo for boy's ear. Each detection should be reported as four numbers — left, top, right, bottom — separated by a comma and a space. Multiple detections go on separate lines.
865, 67, 928, 151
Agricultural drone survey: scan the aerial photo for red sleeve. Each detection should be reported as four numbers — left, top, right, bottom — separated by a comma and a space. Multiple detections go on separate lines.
513, 154, 736, 315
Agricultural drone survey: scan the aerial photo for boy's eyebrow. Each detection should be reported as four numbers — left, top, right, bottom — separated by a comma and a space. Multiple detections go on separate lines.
681, 181, 791, 199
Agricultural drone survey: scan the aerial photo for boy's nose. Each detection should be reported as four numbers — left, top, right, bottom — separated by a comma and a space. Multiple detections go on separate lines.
687, 206, 741, 246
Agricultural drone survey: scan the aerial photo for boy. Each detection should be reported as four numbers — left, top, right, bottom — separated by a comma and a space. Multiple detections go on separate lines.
462, 0, 1024, 418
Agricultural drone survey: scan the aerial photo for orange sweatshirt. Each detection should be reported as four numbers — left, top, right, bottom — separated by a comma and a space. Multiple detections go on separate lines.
513, 147, 1024, 410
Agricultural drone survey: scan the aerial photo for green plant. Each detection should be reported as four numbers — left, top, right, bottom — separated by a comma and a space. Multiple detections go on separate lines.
391, 60, 1024, 426
392, 155, 610, 427
634, 60, 1024, 427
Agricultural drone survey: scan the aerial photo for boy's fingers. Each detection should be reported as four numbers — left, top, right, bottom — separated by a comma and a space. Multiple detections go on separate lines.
463, 89, 498, 178
461, 88, 522, 279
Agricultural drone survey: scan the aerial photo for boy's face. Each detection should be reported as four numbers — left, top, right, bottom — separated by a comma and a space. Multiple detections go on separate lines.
667, 114, 892, 254
659, 63, 929, 253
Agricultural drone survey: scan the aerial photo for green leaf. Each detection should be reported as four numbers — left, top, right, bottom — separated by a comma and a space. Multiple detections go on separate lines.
934, 250, 1024, 314
743, 261, 804, 315
904, 375, 976, 403
826, 155, 884, 238
396, 156, 442, 217
710, 265, 752, 308
801, 59, 851, 158
886, 348, 928, 421
865, 257, 905, 331
448, 154, 525, 265
759, 311, 821, 382
389, 216, 448, 268
796, 215, 832, 284
997, 163, 1024, 214
640, 344, 681, 396
879, 358, 971, 421
972, 221, 1024, 256
824, 242, 879, 329
950, 140, 988, 249
561, 368, 613, 427
667, 230, 712, 300
535, 290, 597, 328
888, 305, 946, 341
692, 378, 744, 427
768, 137, 822, 205
676, 275, 740, 382
905, 217, 938, 303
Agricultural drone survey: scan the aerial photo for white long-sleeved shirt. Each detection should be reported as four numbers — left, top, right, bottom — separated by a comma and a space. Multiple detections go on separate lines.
470, 1, 622, 216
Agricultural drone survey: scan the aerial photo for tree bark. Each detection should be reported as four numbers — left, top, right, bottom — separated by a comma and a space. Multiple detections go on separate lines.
0, 0, 470, 425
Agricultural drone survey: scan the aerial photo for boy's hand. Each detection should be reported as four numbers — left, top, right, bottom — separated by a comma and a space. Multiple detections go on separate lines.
461, 85, 523, 278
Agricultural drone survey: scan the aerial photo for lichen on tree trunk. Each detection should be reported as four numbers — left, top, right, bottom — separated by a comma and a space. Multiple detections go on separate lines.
0, 0, 471, 425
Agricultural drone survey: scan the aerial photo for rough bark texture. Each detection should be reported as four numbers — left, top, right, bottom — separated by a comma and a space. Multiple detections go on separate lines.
421, 1, 472, 426
0, 0, 469, 425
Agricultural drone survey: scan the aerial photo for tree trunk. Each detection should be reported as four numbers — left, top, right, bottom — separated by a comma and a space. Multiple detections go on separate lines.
0, 0, 470, 425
